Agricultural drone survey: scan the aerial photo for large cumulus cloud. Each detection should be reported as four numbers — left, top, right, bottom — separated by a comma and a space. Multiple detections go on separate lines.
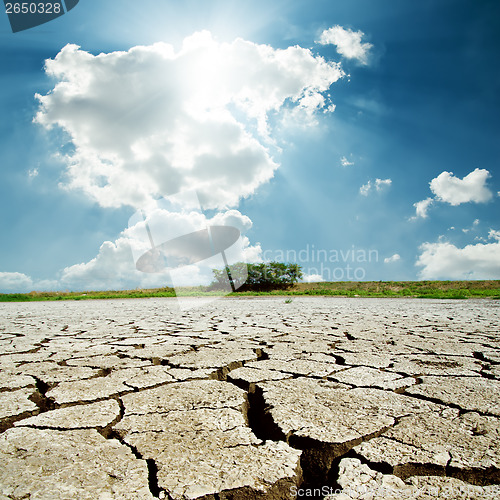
3, 30, 347, 292
35, 31, 344, 210
416, 230, 500, 279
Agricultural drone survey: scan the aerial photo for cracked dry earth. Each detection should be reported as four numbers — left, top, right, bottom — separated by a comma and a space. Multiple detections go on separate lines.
0, 297, 499, 499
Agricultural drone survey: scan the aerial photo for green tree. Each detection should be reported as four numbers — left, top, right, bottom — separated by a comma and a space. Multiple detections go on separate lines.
210, 262, 303, 291
211, 262, 248, 291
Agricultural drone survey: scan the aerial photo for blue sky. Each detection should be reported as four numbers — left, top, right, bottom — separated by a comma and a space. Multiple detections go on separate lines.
1, 0, 499, 292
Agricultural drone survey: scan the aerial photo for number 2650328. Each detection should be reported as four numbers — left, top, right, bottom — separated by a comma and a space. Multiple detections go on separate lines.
5, 3, 62, 15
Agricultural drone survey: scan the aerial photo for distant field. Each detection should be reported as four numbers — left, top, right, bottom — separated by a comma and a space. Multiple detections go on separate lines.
1, 280, 499, 301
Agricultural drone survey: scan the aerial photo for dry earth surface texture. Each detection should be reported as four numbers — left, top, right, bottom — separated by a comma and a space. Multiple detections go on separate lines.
0, 296, 499, 499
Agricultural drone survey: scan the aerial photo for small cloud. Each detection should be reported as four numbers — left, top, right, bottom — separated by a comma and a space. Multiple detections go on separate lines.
410, 197, 434, 220
375, 178, 391, 191
360, 180, 371, 196
430, 168, 493, 206
462, 219, 481, 234
318, 25, 373, 65
340, 156, 354, 167
302, 274, 325, 283
360, 178, 391, 196
462, 220, 480, 233
384, 254, 401, 264
28, 168, 39, 178
349, 97, 386, 115
489, 229, 500, 241
410, 168, 493, 221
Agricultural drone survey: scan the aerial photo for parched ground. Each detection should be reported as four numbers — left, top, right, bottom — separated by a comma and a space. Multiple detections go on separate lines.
0, 296, 499, 499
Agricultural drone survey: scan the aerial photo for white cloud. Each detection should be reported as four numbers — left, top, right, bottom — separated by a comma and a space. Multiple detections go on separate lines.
416, 230, 500, 279
1, 206, 261, 293
0, 272, 33, 293
57, 207, 261, 291
35, 32, 344, 210
349, 97, 386, 115
360, 178, 391, 196
462, 219, 480, 234
360, 181, 371, 196
489, 229, 500, 240
384, 254, 401, 264
411, 168, 493, 220
59, 238, 147, 291
318, 25, 373, 65
29, 30, 349, 293
302, 273, 324, 283
375, 178, 391, 191
429, 168, 493, 206
411, 197, 434, 220
340, 156, 354, 167
28, 168, 39, 178
279, 91, 333, 128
